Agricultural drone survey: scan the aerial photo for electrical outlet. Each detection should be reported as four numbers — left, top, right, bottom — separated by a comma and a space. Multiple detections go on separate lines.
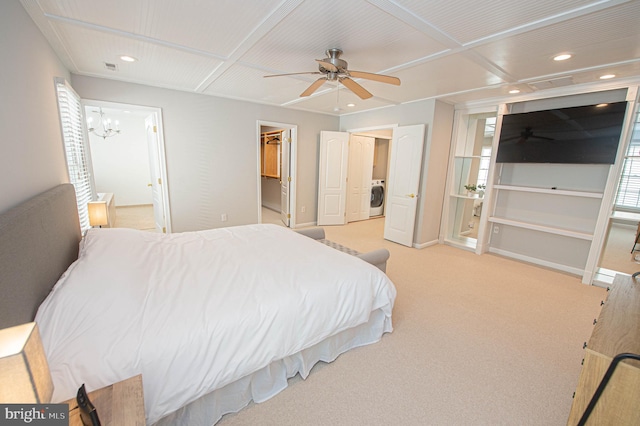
221, 213, 227, 222
493, 226, 499, 234
301, 206, 306, 213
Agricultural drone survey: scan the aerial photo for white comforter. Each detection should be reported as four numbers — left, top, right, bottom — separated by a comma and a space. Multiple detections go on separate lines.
36, 224, 396, 424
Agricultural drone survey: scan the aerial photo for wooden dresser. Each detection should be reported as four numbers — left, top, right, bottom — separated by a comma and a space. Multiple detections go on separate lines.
567, 274, 640, 425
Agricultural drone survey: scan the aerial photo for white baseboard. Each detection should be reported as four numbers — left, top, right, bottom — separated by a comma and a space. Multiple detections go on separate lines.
293, 221, 317, 229
488, 247, 584, 277
261, 203, 280, 212
414, 239, 439, 249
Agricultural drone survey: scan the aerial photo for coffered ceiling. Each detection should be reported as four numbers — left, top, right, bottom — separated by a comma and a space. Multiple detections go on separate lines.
21, 0, 640, 115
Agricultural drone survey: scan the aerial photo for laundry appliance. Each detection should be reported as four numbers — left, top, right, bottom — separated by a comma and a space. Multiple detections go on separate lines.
370, 180, 385, 217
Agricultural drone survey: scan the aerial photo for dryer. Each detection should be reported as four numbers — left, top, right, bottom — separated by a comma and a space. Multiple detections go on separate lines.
370, 180, 385, 217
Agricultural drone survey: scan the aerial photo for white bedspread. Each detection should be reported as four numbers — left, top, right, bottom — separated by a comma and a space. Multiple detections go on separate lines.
35, 224, 396, 424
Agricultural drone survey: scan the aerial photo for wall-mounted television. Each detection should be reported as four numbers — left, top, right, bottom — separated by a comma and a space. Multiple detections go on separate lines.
496, 101, 628, 164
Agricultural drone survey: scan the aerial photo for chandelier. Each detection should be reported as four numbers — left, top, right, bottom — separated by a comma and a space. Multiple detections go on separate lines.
87, 108, 120, 139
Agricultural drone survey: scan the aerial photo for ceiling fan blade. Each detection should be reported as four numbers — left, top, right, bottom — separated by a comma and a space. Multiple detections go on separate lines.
339, 77, 373, 100
315, 59, 338, 72
264, 71, 322, 78
300, 78, 327, 97
349, 70, 401, 86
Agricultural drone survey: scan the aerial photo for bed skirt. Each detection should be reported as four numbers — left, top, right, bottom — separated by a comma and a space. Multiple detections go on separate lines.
153, 308, 391, 425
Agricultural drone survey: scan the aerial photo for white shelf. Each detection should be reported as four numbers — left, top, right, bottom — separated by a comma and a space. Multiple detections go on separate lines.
488, 216, 594, 240
454, 155, 483, 159
450, 193, 484, 200
492, 184, 603, 198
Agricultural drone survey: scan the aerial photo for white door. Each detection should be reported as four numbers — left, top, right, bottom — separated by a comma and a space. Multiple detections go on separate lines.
347, 135, 375, 222
280, 129, 291, 227
384, 125, 425, 246
317, 131, 349, 226
145, 114, 166, 233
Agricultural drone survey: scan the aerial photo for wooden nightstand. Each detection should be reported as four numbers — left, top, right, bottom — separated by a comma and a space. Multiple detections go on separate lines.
63, 374, 146, 426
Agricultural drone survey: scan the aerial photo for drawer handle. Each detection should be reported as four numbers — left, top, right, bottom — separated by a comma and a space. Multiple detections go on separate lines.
583, 342, 587, 349
593, 319, 597, 325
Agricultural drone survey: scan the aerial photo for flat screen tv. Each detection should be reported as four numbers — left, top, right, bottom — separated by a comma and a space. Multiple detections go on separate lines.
496, 101, 627, 164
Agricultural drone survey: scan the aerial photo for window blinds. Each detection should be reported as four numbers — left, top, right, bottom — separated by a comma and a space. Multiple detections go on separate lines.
615, 110, 640, 210
55, 79, 92, 232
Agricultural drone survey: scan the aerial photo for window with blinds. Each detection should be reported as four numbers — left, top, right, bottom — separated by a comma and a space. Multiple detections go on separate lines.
615, 110, 640, 210
55, 78, 93, 233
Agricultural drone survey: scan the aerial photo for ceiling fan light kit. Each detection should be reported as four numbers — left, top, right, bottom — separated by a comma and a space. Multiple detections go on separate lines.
264, 48, 401, 100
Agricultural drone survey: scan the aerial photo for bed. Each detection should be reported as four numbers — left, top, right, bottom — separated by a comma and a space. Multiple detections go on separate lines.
0, 184, 396, 425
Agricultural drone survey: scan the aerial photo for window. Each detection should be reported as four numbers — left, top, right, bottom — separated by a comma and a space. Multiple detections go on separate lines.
615, 110, 640, 210
55, 78, 93, 232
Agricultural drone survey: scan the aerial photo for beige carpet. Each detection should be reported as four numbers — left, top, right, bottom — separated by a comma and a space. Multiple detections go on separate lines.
220, 218, 606, 426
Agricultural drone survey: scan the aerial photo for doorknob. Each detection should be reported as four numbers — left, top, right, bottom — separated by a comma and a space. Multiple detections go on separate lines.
406, 193, 416, 198
147, 183, 152, 187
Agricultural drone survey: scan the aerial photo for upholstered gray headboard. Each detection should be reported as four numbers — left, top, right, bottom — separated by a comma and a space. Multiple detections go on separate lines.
0, 184, 81, 329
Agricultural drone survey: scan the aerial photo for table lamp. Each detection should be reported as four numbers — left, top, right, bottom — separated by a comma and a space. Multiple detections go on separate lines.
88, 201, 109, 227
0, 322, 53, 403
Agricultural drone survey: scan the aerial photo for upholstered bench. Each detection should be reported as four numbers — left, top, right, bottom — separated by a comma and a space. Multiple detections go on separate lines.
295, 227, 390, 273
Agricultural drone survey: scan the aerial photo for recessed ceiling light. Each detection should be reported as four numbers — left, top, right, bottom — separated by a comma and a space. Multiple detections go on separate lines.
599, 74, 615, 80
553, 53, 572, 61
509, 89, 520, 94
120, 55, 138, 62
347, 103, 355, 107
595, 103, 609, 108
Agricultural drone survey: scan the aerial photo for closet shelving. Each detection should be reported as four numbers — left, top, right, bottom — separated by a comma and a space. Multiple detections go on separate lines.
260, 130, 282, 179
488, 182, 604, 240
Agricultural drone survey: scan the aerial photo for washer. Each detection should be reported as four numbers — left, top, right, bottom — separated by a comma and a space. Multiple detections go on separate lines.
370, 180, 385, 217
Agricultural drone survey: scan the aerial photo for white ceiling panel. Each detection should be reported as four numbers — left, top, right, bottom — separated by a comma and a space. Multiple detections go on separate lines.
393, 0, 598, 44
366, 55, 506, 102
37, 0, 142, 34
19, 0, 640, 114
38, 0, 286, 57
204, 64, 319, 105
474, 1, 640, 79
240, 0, 448, 74
51, 22, 221, 91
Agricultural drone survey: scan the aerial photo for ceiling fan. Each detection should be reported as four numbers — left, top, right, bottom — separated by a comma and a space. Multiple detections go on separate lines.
264, 48, 401, 100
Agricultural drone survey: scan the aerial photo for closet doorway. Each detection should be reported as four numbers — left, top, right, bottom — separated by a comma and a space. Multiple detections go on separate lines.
346, 130, 392, 222
83, 100, 171, 233
257, 120, 297, 228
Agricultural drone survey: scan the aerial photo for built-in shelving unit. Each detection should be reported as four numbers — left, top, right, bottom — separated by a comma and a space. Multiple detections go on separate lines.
488, 184, 604, 241
492, 184, 603, 198
440, 110, 497, 251
487, 162, 610, 276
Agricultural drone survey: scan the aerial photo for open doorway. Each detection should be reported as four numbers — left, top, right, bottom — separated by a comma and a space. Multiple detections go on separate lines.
83, 100, 171, 233
318, 124, 425, 247
257, 120, 297, 228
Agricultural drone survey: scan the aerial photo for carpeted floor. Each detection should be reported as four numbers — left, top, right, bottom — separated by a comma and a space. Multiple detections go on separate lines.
219, 217, 607, 426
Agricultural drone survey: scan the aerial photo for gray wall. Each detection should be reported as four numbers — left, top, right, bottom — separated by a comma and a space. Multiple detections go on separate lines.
71, 75, 338, 232
0, 1, 71, 213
